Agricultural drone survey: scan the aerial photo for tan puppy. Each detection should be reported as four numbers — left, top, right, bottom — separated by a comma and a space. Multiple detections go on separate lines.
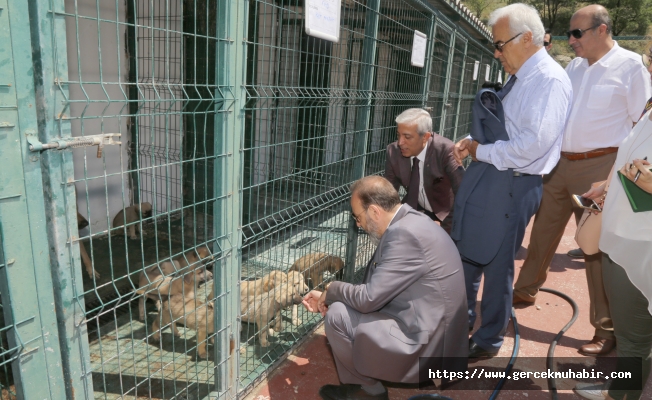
287, 270, 309, 326
151, 295, 215, 358
136, 259, 180, 320
240, 282, 303, 347
207, 270, 288, 302
77, 212, 100, 279
289, 253, 344, 289
112, 202, 153, 239
136, 264, 212, 320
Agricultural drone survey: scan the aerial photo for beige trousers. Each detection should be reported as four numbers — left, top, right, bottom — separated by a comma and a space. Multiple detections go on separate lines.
513, 153, 617, 339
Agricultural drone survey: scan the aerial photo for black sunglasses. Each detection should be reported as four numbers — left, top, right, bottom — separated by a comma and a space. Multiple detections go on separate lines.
493, 32, 523, 52
566, 24, 601, 39
543, 41, 550, 46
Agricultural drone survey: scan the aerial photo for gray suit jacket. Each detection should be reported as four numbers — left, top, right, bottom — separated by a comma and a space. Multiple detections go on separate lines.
326, 205, 468, 383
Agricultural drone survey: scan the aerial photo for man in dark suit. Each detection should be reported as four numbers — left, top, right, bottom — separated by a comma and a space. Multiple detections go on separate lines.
302, 176, 468, 400
385, 108, 464, 233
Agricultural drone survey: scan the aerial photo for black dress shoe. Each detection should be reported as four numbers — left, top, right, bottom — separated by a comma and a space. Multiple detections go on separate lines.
468, 339, 499, 359
319, 384, 389, 400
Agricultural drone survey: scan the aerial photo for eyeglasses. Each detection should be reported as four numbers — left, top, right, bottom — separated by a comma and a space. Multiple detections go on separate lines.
543, 41, 550, 47
350, 209, 365, 223
493, 32, 523, 52
566, 24, 601, 39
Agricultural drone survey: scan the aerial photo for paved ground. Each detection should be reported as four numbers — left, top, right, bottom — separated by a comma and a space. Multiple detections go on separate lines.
243, 219, 652, 400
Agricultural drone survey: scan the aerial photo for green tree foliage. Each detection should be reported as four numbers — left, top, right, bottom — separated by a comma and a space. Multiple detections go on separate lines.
597, 0, 652, 35
465, 0, 499, 21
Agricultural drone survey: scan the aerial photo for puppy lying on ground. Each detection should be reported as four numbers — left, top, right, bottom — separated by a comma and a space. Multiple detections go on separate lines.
240, 282, 303, 347
289, 252, 344, 290
151, 294, 215, 358
77, 212, 100, 279
136, 261, 212, 320
112, 202, 153, 240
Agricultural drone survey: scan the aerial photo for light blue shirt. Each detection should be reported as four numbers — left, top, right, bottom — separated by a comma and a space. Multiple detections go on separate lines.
475, 48, 572, 174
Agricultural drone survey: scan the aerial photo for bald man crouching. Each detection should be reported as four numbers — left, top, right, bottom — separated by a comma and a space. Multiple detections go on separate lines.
302, 176, 468, 400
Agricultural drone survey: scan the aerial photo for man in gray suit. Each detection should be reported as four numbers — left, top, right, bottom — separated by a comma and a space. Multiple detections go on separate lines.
302, 176, 468, 400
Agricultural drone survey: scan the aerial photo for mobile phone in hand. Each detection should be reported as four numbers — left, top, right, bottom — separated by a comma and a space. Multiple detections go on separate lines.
572, 194, 602, 212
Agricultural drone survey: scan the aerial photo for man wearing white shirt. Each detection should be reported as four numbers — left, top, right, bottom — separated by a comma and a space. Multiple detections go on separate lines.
453, 3, 572, 357
512, 5, 652, 357
385, 108, 464, 233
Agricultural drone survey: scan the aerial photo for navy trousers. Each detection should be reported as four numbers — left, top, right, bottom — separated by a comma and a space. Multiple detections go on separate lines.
464, 175, 543, 351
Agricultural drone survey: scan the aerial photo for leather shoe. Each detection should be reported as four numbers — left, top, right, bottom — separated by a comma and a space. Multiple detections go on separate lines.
567, 248, 585, 259
319, 384, 389, 400
469, 339, 498, 359
578, 336, 616, 356
512, 295, 535, 307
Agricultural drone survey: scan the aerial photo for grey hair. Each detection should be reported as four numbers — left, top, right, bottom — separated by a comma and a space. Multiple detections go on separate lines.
488, 3, 545, 47
395, 108, 432, 137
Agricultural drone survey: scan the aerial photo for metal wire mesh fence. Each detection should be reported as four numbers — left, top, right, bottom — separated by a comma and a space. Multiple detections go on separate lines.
0, 0, 496, 398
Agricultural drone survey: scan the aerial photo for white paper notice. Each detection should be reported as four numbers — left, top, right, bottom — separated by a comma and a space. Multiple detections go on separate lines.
305, 0, 341, 43
411, 30, 428, 68
473, 60, 479, 81
497, 73, 503, 84
485, 64, 490, 81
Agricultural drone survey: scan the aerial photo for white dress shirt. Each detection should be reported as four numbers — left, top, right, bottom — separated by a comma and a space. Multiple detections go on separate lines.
599, 109, 652, 312
475, 48, 572, 174
563, 42, 652, 153
410, 143, 433, 212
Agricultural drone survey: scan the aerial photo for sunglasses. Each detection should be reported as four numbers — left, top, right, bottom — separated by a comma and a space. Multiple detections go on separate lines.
543, 41, 550, 47
493, 32, 523, 52
566, 24, 601, 39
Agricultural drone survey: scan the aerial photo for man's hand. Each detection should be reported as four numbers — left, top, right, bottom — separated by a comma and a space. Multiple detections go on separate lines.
620, 159, 652, 194
317, 289, 329, 317
453, 139, 471, 165
468, 140, 479, 162
582, 181, 607, 215
302, 290, 322, 313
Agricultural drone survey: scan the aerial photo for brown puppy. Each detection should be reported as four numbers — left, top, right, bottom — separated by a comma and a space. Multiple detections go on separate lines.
77, 212, 100, 279
289, 253, 344, 290
240, 282, 303, 347
112, 202, 153, 240
207, 270, 288, 303
151, 294, 215, 358
137, 264, 211, 320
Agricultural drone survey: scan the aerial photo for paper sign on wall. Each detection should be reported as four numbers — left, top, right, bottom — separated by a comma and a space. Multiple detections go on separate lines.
305, 0, 341, 43
472, 60, 479, 81
485, 65, 490, 81
411, 30, 428, 68
497, 73, 503, 84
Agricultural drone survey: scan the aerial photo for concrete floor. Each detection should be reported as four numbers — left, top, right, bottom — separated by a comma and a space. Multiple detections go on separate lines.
243, 219, 652, 400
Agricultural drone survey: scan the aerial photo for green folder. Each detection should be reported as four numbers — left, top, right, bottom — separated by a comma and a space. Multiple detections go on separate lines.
617, 171, 652, 212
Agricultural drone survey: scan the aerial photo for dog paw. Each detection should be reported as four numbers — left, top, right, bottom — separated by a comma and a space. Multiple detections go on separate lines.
292, 318, 302, 326
198, 351, 207, 359
151, 333, 160, 342
129, 235, 139, 240
268, 328, 275, 336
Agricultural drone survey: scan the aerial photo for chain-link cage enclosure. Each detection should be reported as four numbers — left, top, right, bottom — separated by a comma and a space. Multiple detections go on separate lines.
0, 0, 497, 398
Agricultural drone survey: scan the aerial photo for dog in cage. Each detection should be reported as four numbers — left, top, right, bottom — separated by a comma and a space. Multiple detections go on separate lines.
240, 282, 304, 348
77, 212, 100, 279
289, 252, 344, 290
136, 253, 213, 321
112, 202, 153, 240
151, 293, 216, 359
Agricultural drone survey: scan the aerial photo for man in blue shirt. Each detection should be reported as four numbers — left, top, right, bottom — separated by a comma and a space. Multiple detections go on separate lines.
454, 3, 572, 357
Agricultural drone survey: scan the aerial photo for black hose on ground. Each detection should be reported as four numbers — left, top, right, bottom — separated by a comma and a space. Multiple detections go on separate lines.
488, 307, 520, 400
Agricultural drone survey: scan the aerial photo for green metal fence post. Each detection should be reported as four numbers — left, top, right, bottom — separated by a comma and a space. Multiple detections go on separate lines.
438, 28, 457, 134
344, 0, 380, 283
210, 0, 245, 397
0, 1, 68, 398
451, 39, 468, 143
420, 15, 437, 109
27, 0, 93, 397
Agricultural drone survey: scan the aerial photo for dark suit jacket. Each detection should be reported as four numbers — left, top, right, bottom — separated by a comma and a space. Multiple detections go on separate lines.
385, 134, 464, 223
326, 205, 468, 383
451, 89, 515, 265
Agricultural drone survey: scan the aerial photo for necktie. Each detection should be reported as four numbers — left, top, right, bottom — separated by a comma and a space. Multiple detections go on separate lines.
497, 75, 517, 100
406, 157, 420, 208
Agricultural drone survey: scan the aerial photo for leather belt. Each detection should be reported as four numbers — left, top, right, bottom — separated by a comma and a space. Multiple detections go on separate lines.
560, 147, 618, 161
513, 171, 536, 177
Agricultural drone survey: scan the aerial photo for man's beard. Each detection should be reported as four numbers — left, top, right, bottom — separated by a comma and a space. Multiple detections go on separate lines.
366, 218, 382, 246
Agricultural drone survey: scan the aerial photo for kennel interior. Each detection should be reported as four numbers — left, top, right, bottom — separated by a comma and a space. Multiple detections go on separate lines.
0, 0, 498, 398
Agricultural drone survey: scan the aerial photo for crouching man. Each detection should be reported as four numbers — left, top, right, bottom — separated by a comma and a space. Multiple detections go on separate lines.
303, 176, 468, 400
